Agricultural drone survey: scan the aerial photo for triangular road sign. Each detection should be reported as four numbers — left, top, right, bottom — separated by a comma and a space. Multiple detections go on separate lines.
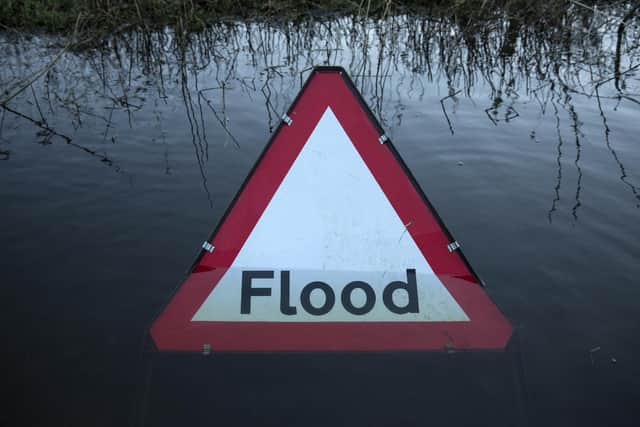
150, 67, 511, 352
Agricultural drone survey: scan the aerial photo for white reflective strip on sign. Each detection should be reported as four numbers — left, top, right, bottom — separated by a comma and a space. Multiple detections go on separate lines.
447, 241, 460, 252
192, 107, 468, 322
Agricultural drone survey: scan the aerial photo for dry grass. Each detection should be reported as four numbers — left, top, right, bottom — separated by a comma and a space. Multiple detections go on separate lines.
0, 1, 621, 35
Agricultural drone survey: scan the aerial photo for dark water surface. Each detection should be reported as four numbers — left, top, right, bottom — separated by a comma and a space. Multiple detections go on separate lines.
2, 8, 640, 427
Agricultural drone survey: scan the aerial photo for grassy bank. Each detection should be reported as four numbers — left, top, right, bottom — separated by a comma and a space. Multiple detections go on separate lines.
2, 0, 386, 32
0, 0, 603, 34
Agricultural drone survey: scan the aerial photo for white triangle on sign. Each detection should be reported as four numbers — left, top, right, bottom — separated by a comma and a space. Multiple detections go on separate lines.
192, 107, 469, 322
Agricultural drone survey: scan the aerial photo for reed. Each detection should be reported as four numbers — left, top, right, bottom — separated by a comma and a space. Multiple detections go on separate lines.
0, 1, 620, 34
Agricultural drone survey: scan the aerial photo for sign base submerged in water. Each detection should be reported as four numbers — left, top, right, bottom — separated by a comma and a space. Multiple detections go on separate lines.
150, 67, 511, 352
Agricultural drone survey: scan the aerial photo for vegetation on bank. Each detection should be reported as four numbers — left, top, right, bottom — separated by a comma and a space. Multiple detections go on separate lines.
0, 0, 624, 34
5, 0, 385, 32
0, 0, 637, 173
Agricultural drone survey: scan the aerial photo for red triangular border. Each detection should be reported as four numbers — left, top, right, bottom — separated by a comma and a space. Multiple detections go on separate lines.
150, 67, 512, 352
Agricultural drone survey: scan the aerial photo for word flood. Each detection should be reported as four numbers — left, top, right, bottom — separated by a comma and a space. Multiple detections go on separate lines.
240, 269, 419, 316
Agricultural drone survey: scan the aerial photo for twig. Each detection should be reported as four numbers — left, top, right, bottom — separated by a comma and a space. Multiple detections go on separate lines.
0, 23, 23, 35
1, 104, 71, 142
1, 104, 121, 168
569, 0, 599, 14
485, 107, 498, 126
620, 94, 640, 105
0, 13, 83, 107
440, 89, 461, 135
0, 47, 68, 106
594, 63, 640, 88
198, 91, 241, 148
595, 86, 640, 206
614, 3, 640, 91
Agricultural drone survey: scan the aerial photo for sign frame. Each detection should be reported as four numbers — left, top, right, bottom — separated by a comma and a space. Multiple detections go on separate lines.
150, 66, 512, 352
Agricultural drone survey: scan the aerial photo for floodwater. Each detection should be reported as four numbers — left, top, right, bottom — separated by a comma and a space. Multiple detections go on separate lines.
2, 7, 640, 427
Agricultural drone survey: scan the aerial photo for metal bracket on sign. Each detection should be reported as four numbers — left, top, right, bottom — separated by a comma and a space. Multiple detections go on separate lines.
447, 241, 460, 252
378, 134, 388, 144
282, 114, 293, 126
202, 241, 215, 253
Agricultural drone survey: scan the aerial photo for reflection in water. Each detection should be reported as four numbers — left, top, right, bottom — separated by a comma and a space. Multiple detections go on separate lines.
563, 91, 584, 223
0, 4, 639, 217
548, 100, 563, 223
0, 106, 7, 158
179, 47, 213, 208
595, 86, 640, 208
440, 89, 460, 135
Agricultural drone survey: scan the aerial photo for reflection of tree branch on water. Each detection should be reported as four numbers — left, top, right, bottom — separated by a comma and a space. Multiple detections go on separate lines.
614, 3, 640, 92
178, 46, 213, 209
595, 86, 640, 208
0, 103, 123, 169
0, 108, 8, 158
0, 107, 7, 159
548, 100, 564, 223
102, 103, 116, 144
0, 3, 638, 220
261, 73, 278, 134
440, 89, 460, 135
198, 87, 241, 149
194, 72, 210, 162
0, 104, 5, 137
561, 88, 584, 223
253, 26, 291, 133
371, 22, 393, 124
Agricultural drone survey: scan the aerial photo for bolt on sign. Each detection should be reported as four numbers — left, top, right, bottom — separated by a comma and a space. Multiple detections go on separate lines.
150, 67, 512, 352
